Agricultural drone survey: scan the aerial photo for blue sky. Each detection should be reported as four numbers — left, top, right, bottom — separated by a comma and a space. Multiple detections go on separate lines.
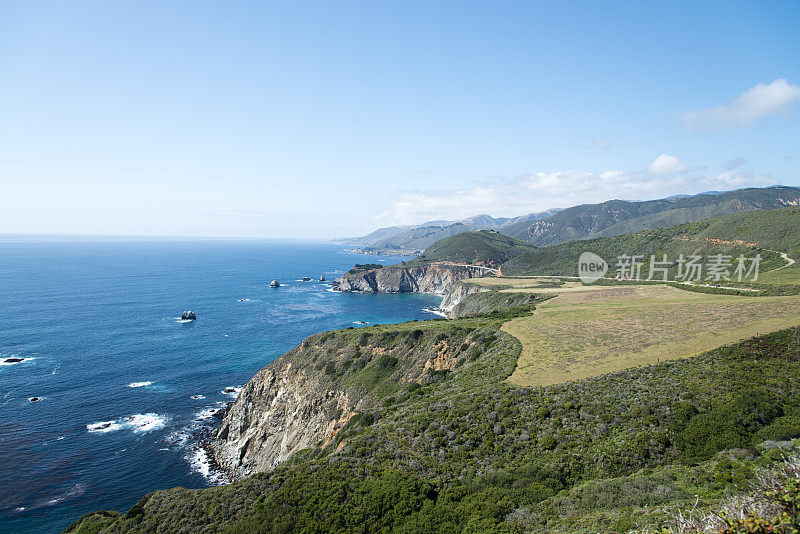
1, 1, 799, 238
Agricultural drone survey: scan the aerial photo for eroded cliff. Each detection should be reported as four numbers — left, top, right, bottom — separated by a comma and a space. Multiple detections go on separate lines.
210, 322, 493, 480
333, 263, 490, 315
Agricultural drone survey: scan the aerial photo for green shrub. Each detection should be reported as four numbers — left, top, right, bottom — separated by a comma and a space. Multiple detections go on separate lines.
753, 415, 800, 443
679, 389, 783, 463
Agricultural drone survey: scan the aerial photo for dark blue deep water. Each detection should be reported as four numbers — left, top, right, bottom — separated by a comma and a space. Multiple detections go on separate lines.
0, 240, 439, 534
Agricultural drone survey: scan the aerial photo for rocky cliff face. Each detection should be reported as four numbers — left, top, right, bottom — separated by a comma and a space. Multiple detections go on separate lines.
211, 353, 365, 480
210, 324, 472, 480
334, 263, 489, 315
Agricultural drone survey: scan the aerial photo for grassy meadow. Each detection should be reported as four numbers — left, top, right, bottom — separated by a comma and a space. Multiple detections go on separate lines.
467, 278, 800, 387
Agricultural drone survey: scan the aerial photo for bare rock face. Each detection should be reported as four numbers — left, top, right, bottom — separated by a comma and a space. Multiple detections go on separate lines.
335, 264, 488, 315
211, 357, 364, 480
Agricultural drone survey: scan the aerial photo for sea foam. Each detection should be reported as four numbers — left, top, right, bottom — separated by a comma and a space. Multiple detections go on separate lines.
166, 405, 229, 485
87, 413, 168, 434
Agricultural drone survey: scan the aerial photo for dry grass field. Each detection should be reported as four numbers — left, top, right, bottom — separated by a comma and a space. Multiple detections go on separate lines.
758, 264, 800, 285
469, 278, 800, 387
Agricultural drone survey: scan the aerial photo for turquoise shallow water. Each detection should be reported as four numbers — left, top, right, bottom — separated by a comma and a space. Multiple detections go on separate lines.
0, 240, 439, 534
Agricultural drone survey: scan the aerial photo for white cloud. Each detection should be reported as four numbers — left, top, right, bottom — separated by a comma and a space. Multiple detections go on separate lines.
377, 159, 772, 225
647, 154, 687, 175
681, 79, 800, 131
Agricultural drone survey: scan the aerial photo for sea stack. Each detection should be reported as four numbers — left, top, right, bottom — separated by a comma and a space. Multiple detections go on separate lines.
319, 275, 326, 282
181, 311, 197, 321
269, 280, 280, 288
301, 277, 311, 282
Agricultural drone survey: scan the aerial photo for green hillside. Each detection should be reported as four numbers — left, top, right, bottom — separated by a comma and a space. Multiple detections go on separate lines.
412, 230, 536, 268
501, 206, 800, 278
502, 186, 800, 246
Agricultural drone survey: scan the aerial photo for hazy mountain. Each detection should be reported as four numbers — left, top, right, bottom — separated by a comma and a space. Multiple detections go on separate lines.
344, 210, 559, 251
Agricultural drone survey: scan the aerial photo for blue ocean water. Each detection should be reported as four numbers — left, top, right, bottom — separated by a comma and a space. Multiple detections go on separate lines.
0, 240, 439, 534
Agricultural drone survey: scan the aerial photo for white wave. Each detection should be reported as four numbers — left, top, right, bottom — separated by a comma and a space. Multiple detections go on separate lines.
190, 394, 206, 400
165, 405, 229, 485
127, 381, 152, 388
193, 406, 221, 422
87, 413, 168, 434
176, 319, 194, 323
43, 483, 87, 506
123, 413, 168, 432
18, 483, 89, 511
422, 308, 447, 317
189, 445, 229, 485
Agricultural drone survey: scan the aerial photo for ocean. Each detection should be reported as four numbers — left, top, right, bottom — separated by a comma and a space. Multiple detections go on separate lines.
0, 240, 440, 534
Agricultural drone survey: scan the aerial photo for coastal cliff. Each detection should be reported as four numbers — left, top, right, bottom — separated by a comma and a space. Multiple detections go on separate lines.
210, 355, 366, 479
210, 322, 491, 480
334, 263, 490, 315
210, 264, 497, 480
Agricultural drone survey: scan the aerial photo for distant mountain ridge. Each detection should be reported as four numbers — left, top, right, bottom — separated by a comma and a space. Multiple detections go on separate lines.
506, 186, 800, 246
344, 186, 800, 252
342, 210, 560, 251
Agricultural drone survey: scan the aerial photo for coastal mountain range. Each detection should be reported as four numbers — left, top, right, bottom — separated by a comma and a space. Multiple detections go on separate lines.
342, 204, 800, 280
344, 186, 800, 252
